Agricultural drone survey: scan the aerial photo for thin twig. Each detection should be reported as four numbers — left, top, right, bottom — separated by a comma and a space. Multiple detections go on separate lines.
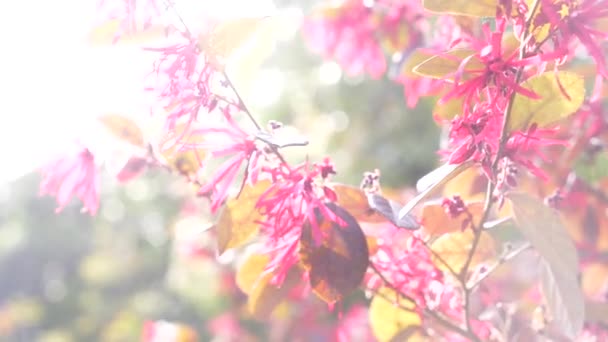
369, 263, 481, 342
467, 242, 532, 291
222, 72, 262, 130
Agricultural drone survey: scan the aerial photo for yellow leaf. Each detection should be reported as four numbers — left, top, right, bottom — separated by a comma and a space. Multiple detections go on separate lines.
413, 49, 484, 80
433, 96, 464, 120
423, 0, 498, 17
236, 253, 302, 319
200, 17, 270, 67
216, 180, 271, 254
159, 124, 206, 177
88, 19, 166, 46
236, 253, 268, 294
98, 114, 144, 147
431, 230, 496, 273
369, 287, 422, 342
227, 14, 296, 103
400, 49, 436, 78
508, 71, 585, 131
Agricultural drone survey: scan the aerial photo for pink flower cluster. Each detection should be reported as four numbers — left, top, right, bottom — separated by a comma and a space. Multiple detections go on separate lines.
367, 229, 462, 317
39, 147, 100, 215
302, 0, 425, 79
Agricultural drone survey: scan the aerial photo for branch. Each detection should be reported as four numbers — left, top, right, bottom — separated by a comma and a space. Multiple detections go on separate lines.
458, 0, 542, 335
467, 241, 532, 291
368, 263, 481, 342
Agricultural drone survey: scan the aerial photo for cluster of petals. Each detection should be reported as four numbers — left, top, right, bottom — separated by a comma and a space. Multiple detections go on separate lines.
97, 0, 163, 43
145, 33, 219, 132
39, 147, 100, 215
302, 0, 425, 78
182, 107, 261, 212
368, 229, 462, 316
536, 0, 608, 79
255, 159, 340, 285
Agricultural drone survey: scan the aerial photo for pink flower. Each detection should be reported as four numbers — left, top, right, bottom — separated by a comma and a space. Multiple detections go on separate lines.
39, 147, 100, 215
367, 228, 461, 316
302, 0, 424, 78
333, 305, 374, 342
97, 0, 163, 43
182, 108, 261, 213
145, 33, 218, 132
255, 159, 340, 285
537, 0, 608, 79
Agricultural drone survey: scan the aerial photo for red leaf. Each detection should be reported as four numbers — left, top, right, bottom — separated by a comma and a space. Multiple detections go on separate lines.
299, 203, 369, 304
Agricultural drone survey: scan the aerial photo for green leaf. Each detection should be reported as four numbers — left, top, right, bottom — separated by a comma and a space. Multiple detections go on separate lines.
413, 49, 482, 80
299, 203, 369, 304
508, 71, 585, 131
216, 180, 271, 255
507, 192, 584, 339
423, 0, 498, 17
574, 153, 608, 185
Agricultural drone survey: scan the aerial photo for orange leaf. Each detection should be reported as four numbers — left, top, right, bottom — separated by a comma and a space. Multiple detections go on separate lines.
420, 201, 484, 236
333, 184, 384, 223
98, 114, 145, 147
159, 123, 206, 177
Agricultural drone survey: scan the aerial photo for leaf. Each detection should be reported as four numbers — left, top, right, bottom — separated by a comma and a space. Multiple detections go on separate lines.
160, 124, 206, 177
431, 230, 496, 273
235, 253, 302, 319
399, 49, 436, 78
333, 185, 385, 223
299, 203, 369, 304
88, 20, 167, 46
413, 49, 483, 80
367, 193, 420, 230
423, 0, 498, 17
399, 161, 474, 220
585, 300, 608, 324
216, 180, 271, 255
255, 130, 309, 148
574, 153, 608, 185
508, 72, 585, 131
98, 114, 145, 147
433, 96, 464, 120
540, 262, 585, 339
416, 163, 467, 193
582, 262, 608, 298
200, 17, 270, 66
507, 192, 584, 338
114, 156, 147, 183
420, 201, 484, 236
369, 287, 421, 342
